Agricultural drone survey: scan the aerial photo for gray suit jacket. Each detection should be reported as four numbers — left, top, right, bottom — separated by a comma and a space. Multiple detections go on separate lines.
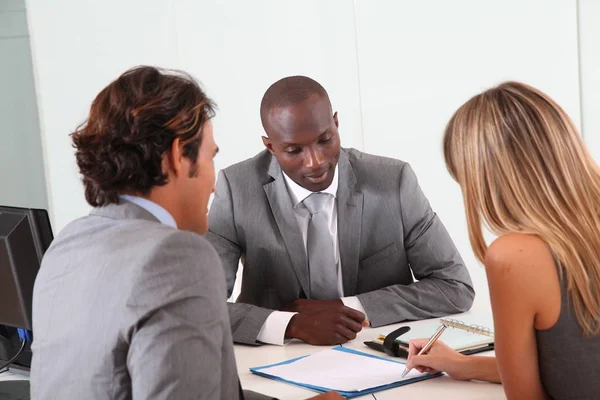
30, 201, 241, 399
207, 148, 475, 345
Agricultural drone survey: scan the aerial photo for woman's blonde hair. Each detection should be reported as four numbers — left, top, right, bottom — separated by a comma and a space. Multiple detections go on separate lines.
443, 81, 600, 335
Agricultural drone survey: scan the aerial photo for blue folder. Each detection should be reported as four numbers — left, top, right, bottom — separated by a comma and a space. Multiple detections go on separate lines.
250, 346, 442, 398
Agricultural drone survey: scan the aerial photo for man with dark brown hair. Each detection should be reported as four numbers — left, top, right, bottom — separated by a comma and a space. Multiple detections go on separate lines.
30, 65, 233, 399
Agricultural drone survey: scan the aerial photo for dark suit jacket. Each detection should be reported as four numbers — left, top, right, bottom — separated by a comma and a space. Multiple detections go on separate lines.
207, 148, 475, 345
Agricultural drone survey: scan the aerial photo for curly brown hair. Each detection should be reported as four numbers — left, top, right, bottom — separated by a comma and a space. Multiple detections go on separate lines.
71, 66, 216, 207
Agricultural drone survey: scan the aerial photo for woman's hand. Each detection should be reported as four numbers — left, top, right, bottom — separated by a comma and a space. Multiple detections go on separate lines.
405, 339, 472, 381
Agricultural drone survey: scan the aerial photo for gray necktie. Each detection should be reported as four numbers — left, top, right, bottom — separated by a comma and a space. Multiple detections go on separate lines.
303, 192, 339, 300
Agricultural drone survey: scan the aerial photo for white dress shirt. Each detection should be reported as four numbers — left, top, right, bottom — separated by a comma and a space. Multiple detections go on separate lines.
256, 167, 368, 345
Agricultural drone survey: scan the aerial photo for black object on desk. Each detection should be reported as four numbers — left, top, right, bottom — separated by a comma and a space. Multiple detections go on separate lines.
364, 326, 411, 358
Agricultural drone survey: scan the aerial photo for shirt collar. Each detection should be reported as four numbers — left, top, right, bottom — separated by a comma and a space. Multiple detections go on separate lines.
282, 166, 339, 207
119, 195, 178, 229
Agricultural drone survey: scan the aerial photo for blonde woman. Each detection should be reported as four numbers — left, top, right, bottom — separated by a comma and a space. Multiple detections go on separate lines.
406, 82, 600, 399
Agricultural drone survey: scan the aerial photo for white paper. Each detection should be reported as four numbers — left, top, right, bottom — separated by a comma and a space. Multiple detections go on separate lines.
256, 348, 427, 392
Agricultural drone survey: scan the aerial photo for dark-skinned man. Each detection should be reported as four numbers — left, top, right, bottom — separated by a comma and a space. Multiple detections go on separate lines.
206, 76, 474, 346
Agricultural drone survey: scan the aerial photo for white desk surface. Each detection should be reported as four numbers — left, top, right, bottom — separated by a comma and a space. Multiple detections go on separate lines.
0, 368, 29, 382
0, 312, 506, 399
237, 309, 506, 400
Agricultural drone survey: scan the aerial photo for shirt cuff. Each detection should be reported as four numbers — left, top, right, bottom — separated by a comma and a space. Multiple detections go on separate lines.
341, 296, 369, 322
256, 311, 297, 346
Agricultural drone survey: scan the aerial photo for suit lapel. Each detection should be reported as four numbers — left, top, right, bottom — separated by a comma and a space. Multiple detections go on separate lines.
337, 151, 363, 296
263, 156, 310, 297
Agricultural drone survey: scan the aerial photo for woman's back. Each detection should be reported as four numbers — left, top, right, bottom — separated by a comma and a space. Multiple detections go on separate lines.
536, 266, 600, 399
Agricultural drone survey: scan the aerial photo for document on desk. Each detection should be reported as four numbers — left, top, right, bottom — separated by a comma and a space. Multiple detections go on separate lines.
251, 346, 440, 397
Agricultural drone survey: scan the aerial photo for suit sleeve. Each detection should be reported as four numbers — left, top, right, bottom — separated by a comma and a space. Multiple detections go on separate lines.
243, 390, 278, 400
357, 163, 475, 327
206, 170, 274, 345
125, 233, 235, 399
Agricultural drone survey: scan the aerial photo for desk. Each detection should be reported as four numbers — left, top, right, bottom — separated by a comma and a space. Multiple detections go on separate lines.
0, 316, 506, 399
236, 313, 506, 400
0, 369, 28, 382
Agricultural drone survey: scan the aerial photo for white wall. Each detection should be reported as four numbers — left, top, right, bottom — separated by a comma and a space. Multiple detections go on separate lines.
26, 0, 179, 231
578, 0, 600, 162
354, 0, 581, 304
24, 0, 595, 307
0, 0, 47, 209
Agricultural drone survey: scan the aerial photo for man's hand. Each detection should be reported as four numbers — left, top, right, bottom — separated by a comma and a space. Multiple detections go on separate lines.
283, 299, 345, 314
284, 299, 368, 345
308, 391, 345, 399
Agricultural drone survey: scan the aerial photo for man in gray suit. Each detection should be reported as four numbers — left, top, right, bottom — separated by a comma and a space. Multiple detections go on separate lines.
31, 67, 339, 400
30, 66, 241, 400
207, 76, 475, 346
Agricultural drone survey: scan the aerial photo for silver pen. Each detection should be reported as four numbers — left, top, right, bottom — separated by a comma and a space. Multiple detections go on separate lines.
401, 323, 448, 378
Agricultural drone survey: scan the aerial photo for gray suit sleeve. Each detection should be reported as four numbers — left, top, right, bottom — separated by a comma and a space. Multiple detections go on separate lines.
243, 390, 278, 400
126, 232, 232, 399
206, 170, 274, 345
357, 164, 475, 327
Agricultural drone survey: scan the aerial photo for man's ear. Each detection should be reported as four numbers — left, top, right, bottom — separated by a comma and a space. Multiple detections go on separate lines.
262, 136, 275, 155
333, 111, 339, 128
167, 137, 184, 177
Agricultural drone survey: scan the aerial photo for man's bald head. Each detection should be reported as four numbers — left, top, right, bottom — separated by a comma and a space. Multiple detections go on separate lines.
259, 75, 341, 192
260, 76, 331, 133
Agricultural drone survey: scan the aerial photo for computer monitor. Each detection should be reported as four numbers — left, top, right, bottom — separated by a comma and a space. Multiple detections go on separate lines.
0, 205, 53, 370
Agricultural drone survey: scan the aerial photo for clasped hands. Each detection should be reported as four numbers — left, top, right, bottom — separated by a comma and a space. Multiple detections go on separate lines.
283, 298, 369, 345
